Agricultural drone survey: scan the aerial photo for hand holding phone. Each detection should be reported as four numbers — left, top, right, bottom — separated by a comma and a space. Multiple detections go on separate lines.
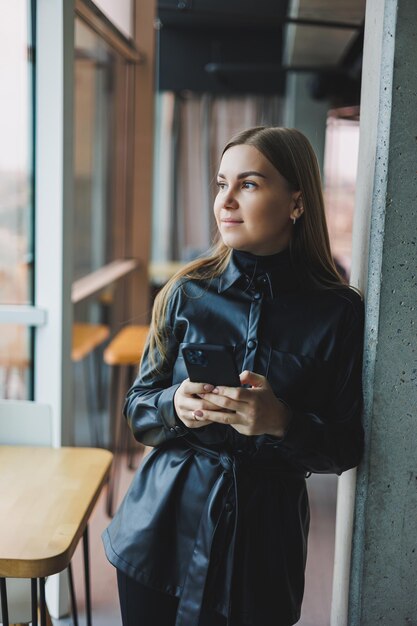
181, 343, 241, 387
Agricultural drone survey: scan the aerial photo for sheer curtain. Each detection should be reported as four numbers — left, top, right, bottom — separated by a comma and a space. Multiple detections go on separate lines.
152, 92, 283, 263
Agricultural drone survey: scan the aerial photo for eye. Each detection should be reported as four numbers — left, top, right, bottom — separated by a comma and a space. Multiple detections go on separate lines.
216, 181, 227, 190
242, 181, 257, 190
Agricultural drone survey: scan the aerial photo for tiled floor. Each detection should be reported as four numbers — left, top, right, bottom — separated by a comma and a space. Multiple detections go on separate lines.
55, 452, 337, 626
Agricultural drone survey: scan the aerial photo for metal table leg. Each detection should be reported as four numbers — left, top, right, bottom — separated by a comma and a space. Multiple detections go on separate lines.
0, 578, 9, 626
83, 525, 92, 626
31, 578, 38, 626
67, 562, 79, 626
39, 577, 46, 626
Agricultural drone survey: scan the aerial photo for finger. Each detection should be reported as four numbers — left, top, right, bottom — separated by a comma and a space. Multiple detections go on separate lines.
181, 380, 215, 395
198, 391, 245, 412
194, 409, 241, 425
180, 396, 226, 413
196, 394, 236, 411
205, 385, 251, 403
178, 407, 212, 425
176, 404, 212, 426
185, 416, 213, 428
239, 370, 268, 388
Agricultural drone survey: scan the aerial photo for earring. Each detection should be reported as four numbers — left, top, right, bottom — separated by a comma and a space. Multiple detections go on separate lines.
292, 216, 297, 225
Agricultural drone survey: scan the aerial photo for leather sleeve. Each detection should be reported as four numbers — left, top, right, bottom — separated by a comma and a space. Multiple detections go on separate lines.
269, 295, 365, 474
123, 285, 190, 447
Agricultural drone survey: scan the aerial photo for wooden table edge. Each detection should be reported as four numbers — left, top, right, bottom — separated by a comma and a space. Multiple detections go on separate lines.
0, 447, 113, 579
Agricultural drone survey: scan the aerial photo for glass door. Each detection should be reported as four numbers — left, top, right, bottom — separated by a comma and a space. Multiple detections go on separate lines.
0, 0, 36, 399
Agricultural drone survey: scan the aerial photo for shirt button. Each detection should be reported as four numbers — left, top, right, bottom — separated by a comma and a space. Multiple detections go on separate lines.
174, 425, 183, 433
169, 427, 175, 432
258, 275, 268, 284
225, 502, 233, 512
253, 292, 262, 300
247, 339, 257, 349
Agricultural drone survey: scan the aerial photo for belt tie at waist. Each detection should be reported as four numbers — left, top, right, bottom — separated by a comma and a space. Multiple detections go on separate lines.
175, 443, 239, 626
175, 441, 305, 626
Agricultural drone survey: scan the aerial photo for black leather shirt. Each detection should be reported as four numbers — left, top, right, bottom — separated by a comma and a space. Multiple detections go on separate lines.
103, 248, 364, 626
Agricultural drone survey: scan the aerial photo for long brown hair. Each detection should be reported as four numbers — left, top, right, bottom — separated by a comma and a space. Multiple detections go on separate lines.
147, 126, 346, 368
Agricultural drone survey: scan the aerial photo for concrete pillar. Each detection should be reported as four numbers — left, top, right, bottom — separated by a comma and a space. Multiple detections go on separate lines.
332, 1, 417, 624
282, 72, 329, 176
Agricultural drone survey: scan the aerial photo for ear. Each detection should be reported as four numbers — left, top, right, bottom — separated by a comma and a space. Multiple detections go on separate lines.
290, 193, 304, 221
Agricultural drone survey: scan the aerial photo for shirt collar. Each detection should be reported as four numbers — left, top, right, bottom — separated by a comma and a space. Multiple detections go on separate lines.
217, 253, 243, 293
218, 248, 300, 296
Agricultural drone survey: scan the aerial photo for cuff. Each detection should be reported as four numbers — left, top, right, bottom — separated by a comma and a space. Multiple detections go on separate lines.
262, 398, 293, 446
158, 384, 189, 439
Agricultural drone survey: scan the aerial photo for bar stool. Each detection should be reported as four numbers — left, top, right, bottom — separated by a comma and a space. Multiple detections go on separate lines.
103, 324, 149, 516
72, 323, 110, 447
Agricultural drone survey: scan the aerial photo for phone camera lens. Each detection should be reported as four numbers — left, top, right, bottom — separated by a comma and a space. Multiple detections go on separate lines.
185, 347, 208, 367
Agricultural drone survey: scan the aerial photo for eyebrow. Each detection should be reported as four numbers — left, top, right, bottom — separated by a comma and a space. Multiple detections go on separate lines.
217, 171, 267, 180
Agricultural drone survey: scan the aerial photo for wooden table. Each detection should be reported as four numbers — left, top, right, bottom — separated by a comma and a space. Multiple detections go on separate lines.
0, 446, 113, 626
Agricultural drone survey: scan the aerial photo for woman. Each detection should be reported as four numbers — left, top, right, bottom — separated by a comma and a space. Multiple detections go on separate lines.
103, 126, 364, 626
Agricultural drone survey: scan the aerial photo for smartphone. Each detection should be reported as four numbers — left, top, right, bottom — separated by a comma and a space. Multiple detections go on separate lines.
181, 343, 241, 387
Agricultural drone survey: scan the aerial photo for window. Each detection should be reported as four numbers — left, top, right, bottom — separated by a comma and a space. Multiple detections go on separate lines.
0, 326, 32, 399
92, 0, 134, 39
0, 1, 34, 399
324, 109, 360, 279
74, 16, 133, 282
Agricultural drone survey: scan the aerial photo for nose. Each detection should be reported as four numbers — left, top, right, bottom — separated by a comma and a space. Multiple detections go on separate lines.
223, 188, 239, 209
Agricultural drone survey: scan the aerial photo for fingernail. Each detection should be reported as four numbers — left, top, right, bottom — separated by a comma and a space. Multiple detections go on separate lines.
212, 387, 219, 394
203, 384, 214, 391
193, 410, 204, 418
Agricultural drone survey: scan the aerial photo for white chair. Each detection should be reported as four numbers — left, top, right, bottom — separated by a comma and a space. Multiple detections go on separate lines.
0, 400, 85, 626
0, 399, 54, 446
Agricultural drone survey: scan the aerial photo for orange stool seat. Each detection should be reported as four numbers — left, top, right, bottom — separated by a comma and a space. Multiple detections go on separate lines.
72, 323, 110, 361
103, 325, 149, 366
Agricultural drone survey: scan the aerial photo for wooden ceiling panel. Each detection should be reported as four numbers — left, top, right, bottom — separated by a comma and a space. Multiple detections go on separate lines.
286, 24, 358, 66
295, 0, 366, 25
285, 0, 365, 68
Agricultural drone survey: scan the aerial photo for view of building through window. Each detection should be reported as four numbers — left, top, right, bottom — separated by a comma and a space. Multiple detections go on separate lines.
0, 1, 33, 399
74, 17, 132, 284
0, 0, 33, 306
324, 111, 360, 279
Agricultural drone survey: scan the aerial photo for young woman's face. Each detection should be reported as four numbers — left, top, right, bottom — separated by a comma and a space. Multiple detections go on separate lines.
214, 144, 300, 255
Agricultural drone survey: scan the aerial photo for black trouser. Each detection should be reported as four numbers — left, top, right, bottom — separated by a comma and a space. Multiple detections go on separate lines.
117, 569, 227, 626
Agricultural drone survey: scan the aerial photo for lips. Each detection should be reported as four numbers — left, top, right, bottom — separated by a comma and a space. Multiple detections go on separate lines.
221, 218, 243, 224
